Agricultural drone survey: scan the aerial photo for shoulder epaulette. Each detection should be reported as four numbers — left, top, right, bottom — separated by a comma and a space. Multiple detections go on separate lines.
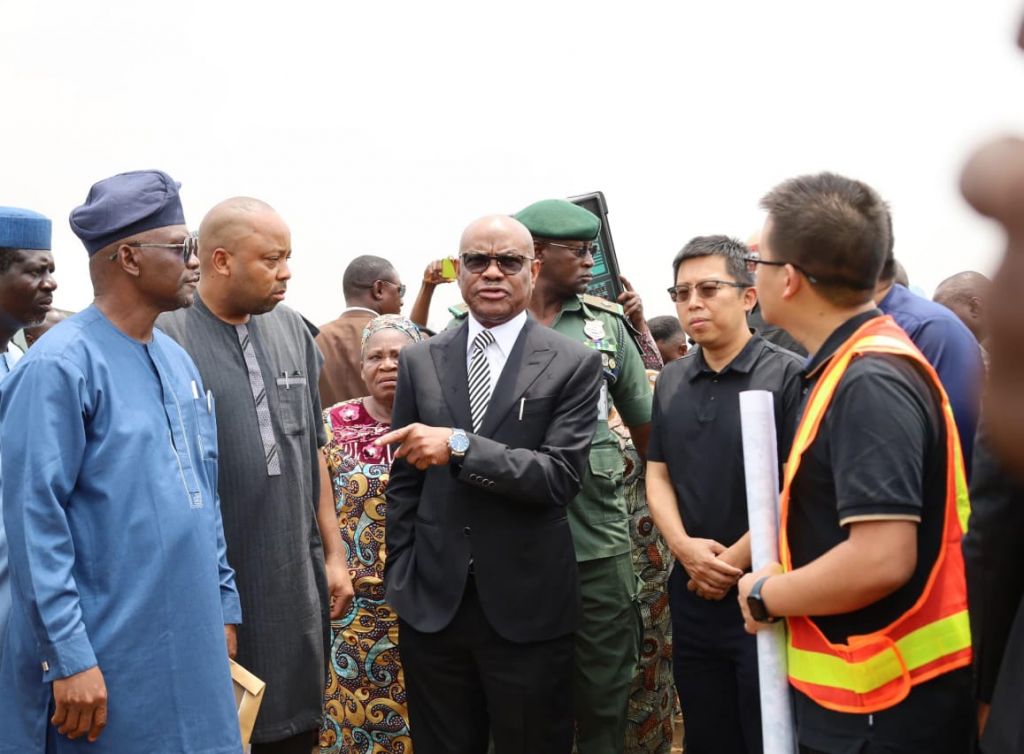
580, 293, 625, 317
448, 302, 469, 318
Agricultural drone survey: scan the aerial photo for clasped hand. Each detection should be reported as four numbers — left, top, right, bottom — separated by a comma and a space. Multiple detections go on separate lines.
676, 537, 744, 600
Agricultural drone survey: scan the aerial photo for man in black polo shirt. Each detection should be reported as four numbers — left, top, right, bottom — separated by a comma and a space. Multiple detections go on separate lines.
647, 235, 802, 754
738, 173, 973, 754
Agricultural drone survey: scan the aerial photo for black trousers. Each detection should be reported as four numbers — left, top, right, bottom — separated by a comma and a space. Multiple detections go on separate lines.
668, 564, 763, 754
398, 576, 575, 754
794, 667, 973, 754
251, 729, 318, 754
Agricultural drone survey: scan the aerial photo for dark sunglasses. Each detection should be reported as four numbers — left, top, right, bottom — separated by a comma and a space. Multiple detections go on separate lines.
542, 240, 593, 258
667, 280, 748, 303
460, 252, 534, 275
111, 233, 199, 263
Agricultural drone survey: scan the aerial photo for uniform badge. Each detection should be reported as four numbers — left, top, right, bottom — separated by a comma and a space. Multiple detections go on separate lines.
584, 319, 606, 342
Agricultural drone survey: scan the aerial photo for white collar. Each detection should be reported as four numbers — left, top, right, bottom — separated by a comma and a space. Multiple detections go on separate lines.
341, 306, 380, 317
466, 310, 528, 357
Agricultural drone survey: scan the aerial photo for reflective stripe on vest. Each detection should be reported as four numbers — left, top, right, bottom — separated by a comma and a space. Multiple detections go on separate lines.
780, 316, 972, 714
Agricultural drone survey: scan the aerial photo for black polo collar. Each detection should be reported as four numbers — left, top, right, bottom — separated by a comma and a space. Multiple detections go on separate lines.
688, 331, 765, 382
803, 309, 883, 379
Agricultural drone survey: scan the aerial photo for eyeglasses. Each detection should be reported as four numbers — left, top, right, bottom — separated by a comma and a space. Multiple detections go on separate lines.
110, 233, 199, 263
460, 252, 534, 275
378, 279, 407, 298
542, 241, 593, 258
667, 280, 748, 303
743, 254, 820, 285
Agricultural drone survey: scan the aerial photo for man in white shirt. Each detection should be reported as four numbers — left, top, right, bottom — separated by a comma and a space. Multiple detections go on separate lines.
378, 215, 603, 753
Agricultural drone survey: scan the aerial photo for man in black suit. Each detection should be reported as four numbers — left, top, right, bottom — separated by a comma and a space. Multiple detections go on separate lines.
378, 214, 602, 754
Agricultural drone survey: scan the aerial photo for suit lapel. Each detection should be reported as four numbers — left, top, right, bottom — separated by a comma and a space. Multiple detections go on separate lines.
430, 323, 474, 431
479, 318, 555, 437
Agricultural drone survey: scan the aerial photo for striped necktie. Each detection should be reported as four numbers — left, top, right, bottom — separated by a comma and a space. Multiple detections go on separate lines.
235, 323, 282, 476
468, 329, 496, 433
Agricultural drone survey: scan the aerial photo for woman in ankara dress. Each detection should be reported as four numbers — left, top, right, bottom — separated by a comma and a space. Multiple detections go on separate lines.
612, 369, 676, 754
320, 314, 423, 754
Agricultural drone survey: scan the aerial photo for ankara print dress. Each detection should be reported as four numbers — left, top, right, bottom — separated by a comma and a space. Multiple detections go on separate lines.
319, 399, 412, 754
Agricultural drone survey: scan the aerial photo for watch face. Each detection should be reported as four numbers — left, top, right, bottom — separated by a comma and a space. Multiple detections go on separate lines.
449, 431, 470, 453
747, 595, 769, 623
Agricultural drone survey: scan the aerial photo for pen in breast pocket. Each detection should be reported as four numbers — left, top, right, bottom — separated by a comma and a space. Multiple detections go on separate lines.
518, 397, 525, 421
206, 390, 213, 414
191, 380, 199, 400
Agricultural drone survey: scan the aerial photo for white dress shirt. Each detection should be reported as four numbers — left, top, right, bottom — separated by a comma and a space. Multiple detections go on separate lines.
466, 310, 528, 397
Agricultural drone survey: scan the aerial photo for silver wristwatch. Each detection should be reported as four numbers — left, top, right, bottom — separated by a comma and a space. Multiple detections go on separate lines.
448, 428, 470, 460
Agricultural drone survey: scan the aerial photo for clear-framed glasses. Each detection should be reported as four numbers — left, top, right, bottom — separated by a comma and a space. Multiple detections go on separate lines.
460, 252, 534, 275
111, 233, 199, 263
542, 240, 593, 258
667, 280, 747, 303
377, 279, 407, 298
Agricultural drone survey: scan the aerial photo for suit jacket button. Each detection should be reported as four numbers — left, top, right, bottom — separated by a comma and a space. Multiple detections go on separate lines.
487, 480, 496, 488
463, 526, 472, 536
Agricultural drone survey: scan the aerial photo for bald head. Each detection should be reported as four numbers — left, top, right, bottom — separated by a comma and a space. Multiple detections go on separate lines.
457, 214, 537, 327
934, 271, 990, 342
459, 215, 533, 254
197, 196, 292, 322
935, 271, 990, 301
198, 197, 278, 265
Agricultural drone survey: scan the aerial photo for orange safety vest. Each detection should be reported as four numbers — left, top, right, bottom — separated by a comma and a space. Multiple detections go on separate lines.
779, 315, 972, 714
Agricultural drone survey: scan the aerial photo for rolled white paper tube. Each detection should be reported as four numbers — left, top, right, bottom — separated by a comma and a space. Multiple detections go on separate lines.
740, 389, 797, 754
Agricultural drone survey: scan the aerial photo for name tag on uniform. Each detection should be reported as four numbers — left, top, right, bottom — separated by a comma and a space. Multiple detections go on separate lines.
597, 382, 609, 421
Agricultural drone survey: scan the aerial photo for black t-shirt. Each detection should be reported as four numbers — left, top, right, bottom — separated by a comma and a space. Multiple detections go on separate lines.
788, 311, 971, 751
788, 311, 946, 642
649, 333, 803, 549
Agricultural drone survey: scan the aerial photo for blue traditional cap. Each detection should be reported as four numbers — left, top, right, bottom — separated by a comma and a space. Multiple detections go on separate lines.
69, 170, 186, 255
0, 207, 52, 250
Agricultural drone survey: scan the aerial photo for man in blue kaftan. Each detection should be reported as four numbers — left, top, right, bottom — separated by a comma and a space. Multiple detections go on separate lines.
0, 205, 58, 667
0, 171, 243, 754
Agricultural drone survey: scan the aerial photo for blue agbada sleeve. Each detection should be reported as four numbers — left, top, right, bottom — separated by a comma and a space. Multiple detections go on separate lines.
0, 357, 96, 681
193, 386, 242, 625
209, 441, 242, 625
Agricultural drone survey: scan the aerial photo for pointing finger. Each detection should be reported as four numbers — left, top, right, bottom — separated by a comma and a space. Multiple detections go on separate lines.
375, 425, 413, 447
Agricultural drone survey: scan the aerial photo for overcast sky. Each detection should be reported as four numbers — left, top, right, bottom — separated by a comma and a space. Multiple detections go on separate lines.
3, 0, 1023, 329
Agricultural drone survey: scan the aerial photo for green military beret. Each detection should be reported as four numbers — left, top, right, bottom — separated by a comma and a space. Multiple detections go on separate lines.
514, 199, 601, 242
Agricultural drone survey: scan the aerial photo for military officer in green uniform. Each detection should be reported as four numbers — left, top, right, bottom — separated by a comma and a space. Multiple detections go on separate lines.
519, 199, 652, 753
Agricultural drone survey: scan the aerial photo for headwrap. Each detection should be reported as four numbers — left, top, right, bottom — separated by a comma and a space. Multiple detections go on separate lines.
361, 314, 424, 353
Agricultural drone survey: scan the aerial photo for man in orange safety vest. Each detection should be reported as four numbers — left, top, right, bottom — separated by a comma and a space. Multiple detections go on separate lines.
737, 172, 974, 754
